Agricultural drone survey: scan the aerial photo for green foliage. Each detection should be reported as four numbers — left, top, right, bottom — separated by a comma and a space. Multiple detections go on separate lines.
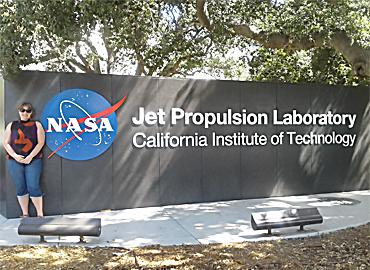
0, 0, 212, 77
207, 0, 369, 45
193, 52, 250, 80
250, 47, 370, 86
206, 0, 370, 85
0, 1, 34, 77
250, 48, 312, 83
0, 0, 369, 85
311, 48, 369, 86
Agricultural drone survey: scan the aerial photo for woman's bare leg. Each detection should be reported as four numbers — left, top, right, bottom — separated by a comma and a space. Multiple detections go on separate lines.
30, 196, 43, 217
17, 194, 29, 216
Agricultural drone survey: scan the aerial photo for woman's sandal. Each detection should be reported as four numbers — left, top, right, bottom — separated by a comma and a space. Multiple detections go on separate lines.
20, 214, 29, 218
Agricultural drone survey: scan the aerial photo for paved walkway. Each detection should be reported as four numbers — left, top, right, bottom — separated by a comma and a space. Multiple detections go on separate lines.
0, 190, 369, 248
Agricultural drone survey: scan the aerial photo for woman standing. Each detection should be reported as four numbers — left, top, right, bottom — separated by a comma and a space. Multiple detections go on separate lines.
2, 103, 45, 217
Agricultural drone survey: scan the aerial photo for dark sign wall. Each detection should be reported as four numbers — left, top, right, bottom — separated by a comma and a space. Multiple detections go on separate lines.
0, 71, 369, 218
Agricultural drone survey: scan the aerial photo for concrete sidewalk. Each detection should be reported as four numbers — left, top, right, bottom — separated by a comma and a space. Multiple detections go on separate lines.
0, 190, 369, 248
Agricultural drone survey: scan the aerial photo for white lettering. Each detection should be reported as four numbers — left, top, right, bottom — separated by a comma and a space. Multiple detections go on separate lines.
133, 132, 146, 148
85, 118, 97, 132
47, 118, 62, 132
132, 107, 166, 125
99, 118, 114, 131
47, 117, 114, 132
66, 118, 82, 132
171, 108, 185, 125
132, 107, 145, 125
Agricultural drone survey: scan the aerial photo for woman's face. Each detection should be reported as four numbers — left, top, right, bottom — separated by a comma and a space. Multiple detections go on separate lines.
18, 106, 32, 121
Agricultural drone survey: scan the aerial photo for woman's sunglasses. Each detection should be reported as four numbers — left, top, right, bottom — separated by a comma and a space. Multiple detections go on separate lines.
19, 109, 32, 113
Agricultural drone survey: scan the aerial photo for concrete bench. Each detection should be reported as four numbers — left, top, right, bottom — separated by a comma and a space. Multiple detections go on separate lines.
18, 217, 102, 243
251, 207, 323, 235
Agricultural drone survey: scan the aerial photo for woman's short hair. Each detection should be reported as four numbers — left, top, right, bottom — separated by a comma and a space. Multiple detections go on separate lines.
17, 102, 33, 112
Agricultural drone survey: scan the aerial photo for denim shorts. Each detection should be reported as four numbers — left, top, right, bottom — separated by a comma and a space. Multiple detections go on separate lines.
7, 158, 43, 197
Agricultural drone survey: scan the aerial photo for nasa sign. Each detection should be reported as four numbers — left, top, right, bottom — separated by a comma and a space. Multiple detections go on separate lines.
41, 89, 126, 160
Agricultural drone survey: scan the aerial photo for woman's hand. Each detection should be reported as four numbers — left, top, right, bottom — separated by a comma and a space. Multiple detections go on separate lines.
13, 154, 25, 163
21, 155, 33, 164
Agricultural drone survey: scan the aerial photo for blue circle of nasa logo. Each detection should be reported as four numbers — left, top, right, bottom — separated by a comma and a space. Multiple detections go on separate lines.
41, 89, 118, 160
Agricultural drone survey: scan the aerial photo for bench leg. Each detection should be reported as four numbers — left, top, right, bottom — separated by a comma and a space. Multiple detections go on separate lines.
267, 228, 272, 235
299, 225, 304, 231
79, 236, 86, 243
39, 235, 46, 243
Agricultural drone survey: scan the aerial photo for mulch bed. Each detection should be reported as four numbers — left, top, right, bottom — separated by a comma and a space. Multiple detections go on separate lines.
0, 223, 369, 269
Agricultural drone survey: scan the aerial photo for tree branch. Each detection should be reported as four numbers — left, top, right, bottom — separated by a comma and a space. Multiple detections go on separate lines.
68, 58, 88, 72
83, 38, 100, 58
65, 60, 77, 72
196, 0, 370, 77
160, 58, 183, 77
160, 50, 207, 77
93, 57, 101, 74
330, 31, 370, 77
75, 42, 94, 73
196, 0, 212, 31
135, 52, 146, 75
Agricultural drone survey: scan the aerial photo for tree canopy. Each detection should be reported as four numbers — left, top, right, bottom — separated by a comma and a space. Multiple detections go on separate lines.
0, 0, 212, 77
0, 0, 369, 85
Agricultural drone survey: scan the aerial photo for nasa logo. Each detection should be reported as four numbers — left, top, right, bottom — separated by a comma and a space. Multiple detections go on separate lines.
41, 89, 126, 160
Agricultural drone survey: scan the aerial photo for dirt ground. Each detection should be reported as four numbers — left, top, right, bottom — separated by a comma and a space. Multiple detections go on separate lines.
0, 223, 369, 270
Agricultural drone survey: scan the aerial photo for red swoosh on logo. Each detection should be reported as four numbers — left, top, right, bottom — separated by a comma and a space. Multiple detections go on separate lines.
47, 95, 127, 159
